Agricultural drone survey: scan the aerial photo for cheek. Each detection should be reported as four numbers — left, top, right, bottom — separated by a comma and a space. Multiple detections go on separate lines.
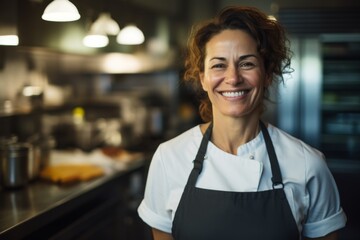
202, 71, 224, 91
246, 72, 266, 88
200, 73, 209, 91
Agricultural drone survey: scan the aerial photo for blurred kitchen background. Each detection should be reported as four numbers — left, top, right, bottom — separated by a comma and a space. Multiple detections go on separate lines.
0, 0, 359, 239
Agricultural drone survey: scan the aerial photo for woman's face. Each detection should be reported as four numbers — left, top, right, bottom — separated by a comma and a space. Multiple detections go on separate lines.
200, 29, 270, 120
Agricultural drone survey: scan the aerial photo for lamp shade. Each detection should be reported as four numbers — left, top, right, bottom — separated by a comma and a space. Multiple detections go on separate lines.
0, 35, 19, 46
0, 0, 19, 45
92, 13, 120, 36
42, 0, 80, 22
83, 34, 109, 48
82, 14, 114, 48
116, 24, 145, 45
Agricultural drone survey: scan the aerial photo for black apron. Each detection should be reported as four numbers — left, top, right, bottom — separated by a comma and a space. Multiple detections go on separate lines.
172, 121, 299, 240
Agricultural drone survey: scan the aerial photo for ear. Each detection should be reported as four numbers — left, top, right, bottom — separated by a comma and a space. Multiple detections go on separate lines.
199, 72, 208, 92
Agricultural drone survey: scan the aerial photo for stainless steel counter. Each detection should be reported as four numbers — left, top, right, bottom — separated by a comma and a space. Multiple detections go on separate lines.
0, 160, 146, 239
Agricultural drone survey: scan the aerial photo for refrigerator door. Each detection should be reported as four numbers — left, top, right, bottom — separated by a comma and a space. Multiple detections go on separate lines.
278, 37, 322, 148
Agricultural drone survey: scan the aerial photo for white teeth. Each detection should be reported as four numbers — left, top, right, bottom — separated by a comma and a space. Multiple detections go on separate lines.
222, 91, 246, 97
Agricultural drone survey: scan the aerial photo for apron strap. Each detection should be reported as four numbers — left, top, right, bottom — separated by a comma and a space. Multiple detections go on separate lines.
259, 121, 284, 189
187, 121, 283, 189
187, 122, 213, 186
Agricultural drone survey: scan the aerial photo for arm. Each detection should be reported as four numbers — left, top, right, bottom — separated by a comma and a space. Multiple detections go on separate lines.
304, 231, 338, 240
302, 146, 346, 238
152, 228, 174, 240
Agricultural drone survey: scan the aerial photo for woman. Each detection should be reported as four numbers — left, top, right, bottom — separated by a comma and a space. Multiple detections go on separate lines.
138, 6, 347, 240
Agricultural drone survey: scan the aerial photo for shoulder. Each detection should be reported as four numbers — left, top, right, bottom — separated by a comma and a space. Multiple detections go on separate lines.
152, 125, 203, 174
268, 124, 324, 161
163, 125, 203, 146
157, 125, 203, 157
267, 124, 328, 183
267, 124, 335, 195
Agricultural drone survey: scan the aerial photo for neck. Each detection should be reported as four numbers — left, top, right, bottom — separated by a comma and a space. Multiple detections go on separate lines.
211, 115, 261, 155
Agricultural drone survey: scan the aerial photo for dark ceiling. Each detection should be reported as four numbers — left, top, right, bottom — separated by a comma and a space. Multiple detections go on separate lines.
1, 0, 359, 73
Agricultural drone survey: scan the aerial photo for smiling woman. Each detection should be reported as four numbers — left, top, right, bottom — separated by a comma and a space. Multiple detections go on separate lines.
184, 6, 292, 123
200, 29, 269, 126
137, 6, 347, 240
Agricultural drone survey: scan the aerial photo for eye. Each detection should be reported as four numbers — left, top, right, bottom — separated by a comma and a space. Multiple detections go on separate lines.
239, 61, 256, 69
211, 63, 226, 69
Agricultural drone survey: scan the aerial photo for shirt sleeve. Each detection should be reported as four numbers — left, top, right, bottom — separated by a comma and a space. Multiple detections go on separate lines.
302, 144, 347, 237
137, 144, 173, 233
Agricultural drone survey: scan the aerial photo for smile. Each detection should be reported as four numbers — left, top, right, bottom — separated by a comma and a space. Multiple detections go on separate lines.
221, 91, 248, 97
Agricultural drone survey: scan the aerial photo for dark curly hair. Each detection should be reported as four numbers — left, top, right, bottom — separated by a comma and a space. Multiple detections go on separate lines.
183, 6, 292, 122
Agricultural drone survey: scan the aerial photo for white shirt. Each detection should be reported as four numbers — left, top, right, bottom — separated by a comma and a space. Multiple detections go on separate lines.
138, 124, 347, 238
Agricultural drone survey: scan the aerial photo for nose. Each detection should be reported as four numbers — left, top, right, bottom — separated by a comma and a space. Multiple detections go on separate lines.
225, 64, 243, 85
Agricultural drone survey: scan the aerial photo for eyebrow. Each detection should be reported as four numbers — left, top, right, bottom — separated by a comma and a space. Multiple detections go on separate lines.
209, 54, 258, 62
239, 54, 257, 60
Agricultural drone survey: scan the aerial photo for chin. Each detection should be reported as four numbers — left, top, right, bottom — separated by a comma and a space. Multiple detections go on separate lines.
223, 107, 260, 119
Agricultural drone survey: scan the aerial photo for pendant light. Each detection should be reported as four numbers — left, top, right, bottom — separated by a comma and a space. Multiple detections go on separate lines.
0, 35, 19, 46
0, 0, 19, 46
83, 34, 109, 48
83, 13, 120, 48
42, 0, 80, 22
92, 13, 120, 36
83, 22, 109, 48
116, 24, 145, 45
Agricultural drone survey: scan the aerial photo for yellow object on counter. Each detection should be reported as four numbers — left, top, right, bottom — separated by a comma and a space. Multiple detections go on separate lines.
40, 164, 104, 184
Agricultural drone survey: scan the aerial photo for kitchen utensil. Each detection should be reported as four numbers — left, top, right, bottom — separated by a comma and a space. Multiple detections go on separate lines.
0, 143, 32, 188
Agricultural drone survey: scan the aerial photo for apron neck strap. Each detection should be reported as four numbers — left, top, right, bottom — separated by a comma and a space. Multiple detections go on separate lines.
259, 121, 284, 189
187, 122, 212, 186
193, 122, 213, 173
188, 121, 283, 189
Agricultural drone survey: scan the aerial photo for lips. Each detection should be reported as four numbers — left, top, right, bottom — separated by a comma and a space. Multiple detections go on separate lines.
221, 90, 249, 97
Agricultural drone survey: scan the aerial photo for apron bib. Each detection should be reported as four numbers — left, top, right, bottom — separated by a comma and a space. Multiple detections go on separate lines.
172, 121, 299, 240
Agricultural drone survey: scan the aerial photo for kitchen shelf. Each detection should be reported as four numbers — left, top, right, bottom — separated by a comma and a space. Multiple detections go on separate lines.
322, 77, 360, 89
320, 38, 360, 163
0, 105, 33, 117
322, 104, 360, 112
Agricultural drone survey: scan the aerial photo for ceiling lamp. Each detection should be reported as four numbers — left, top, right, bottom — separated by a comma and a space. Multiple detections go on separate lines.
267, 15, 277, 21
83, 32, 109, 48
116, 24, 145, 45
42, 0, 80, 22
0, 35, 19, 46
0, 0, 19, 46
83, 13, 120, 48
91, 13, 120, 36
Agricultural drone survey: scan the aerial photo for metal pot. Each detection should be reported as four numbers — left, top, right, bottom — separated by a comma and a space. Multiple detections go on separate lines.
0, 143, 32, 188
